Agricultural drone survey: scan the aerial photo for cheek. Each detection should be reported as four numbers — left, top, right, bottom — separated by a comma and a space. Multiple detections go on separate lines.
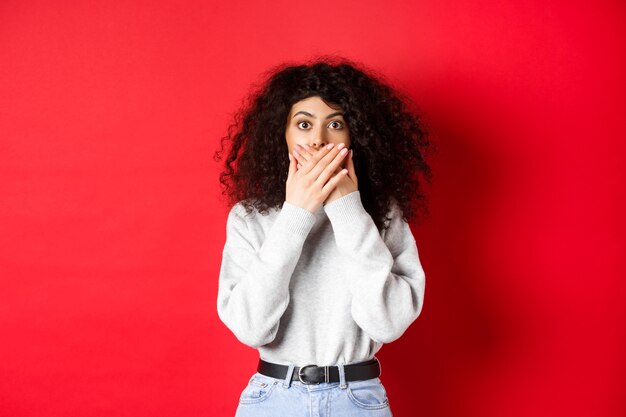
340, 130, 350, 144
285, 130, 296, 153
285, 127, 304, 151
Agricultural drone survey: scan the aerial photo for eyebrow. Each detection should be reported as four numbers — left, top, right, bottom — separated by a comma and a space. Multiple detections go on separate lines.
292, 111, 344, 119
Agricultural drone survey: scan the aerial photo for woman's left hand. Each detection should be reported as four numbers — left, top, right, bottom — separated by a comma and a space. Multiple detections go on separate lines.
293, 144, 358, 205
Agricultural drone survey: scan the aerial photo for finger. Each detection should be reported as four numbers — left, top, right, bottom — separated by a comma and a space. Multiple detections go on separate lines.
347, 149, 357, 185
313, 145, 349, 187
287, 151, 296, 179
297, 144, 313, 164
293, 147, 310, 168
321, 167, 349, 197
292, 148, 303, 168
296, 142, 336, 175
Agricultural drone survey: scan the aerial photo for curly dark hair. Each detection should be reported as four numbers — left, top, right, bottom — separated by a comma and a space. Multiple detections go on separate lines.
214, 55, 436, 231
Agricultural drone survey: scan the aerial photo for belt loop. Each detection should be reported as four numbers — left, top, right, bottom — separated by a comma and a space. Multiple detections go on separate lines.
338, 361, 347, 389
282, 364, 295, 388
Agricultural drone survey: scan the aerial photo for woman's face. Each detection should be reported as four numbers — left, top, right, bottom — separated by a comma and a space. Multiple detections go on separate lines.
285, 96, 351, 170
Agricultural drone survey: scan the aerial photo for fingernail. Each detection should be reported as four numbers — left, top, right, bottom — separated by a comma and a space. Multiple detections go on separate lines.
337, 143, 346, 150
340, 148, 347, 155
326, 143, 334, 150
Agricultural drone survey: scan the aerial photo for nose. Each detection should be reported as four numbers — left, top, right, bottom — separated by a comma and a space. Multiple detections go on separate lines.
309, 134, 328, 151
308, 124, 329, 151
309, 139, 327, 152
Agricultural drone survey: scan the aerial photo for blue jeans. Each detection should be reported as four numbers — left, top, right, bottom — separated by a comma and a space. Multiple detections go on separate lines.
234, 361, 393, 417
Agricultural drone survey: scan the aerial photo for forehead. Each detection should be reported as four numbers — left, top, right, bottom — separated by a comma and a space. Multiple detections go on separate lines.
290, 96, 343, 114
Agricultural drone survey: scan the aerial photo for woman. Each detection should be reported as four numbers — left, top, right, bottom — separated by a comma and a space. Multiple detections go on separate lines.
215, 55, 433, 416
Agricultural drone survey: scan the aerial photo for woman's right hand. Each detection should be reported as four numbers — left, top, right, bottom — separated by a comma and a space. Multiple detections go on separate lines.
286, 143, 350, 214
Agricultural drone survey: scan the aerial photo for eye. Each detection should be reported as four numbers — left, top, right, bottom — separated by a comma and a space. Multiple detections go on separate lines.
297, 120, 311, 129
329, 120, 344, 129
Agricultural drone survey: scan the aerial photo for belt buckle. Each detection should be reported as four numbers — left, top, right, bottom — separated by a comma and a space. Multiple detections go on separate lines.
298, 364, 327, 385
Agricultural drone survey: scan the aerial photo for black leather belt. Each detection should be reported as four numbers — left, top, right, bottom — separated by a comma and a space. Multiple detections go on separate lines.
257, 357, 381, 385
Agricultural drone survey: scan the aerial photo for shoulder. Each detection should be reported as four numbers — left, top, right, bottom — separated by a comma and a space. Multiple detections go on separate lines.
228, 199, 267, 220
229, 200, 250, 218
226, 201, 256, 233
383, 198, 406, 229
227, 199, 281, 230
224, 201, 268, 248
382, 199, 416, 251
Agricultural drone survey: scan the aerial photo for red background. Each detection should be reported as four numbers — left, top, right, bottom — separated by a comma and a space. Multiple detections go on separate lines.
1, 1, 624, 416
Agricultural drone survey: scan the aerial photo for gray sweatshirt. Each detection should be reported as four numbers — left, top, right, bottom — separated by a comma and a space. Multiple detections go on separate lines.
216, 190, 425, 367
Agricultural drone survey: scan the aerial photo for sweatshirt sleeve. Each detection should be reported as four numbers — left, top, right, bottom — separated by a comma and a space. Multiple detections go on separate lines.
217, 201, 317, 348
323, 190, 426, 344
